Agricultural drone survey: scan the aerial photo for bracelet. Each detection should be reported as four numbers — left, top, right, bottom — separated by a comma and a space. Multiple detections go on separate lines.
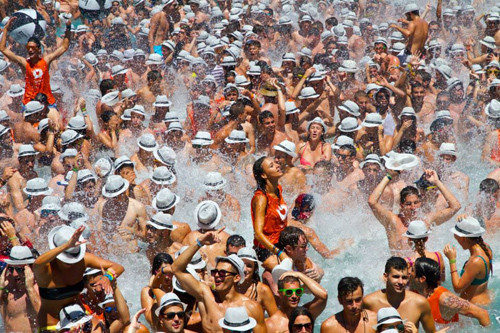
8, 236, 18, 241
105, 270, 116, 280
104, 273, 114, 281
450, 270, 457, 274
449, 259, 456, 264
276, 250, 283, 257
386, 173, 392, 181
196, 239, 203, 247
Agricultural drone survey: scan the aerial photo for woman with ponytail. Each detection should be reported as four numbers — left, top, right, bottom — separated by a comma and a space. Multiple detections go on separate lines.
403, 220, 446, 282
251, 157, 288, 270
444, 216, 492, 305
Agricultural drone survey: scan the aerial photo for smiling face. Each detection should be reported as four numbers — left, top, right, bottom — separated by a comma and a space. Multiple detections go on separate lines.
26, 42, 40, 60
400, 194, 421, 218
280, 280, 301, 309
384, 267, 409, 293
286, 235, 308, 261
160, 304, 185, 333
212, 261, 239, 292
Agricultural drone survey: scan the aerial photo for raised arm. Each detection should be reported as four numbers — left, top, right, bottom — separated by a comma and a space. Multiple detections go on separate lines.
285, 271, 327, 319
444, 243, 483, 293
368, 172, 399, 229
0, 17, 27, 68
84, 252, 125, 278
426, 170, 461, 225
45, 20, 72, 64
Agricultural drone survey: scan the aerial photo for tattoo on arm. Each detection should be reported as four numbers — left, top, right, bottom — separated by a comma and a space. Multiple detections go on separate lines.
442, 295, 471, 311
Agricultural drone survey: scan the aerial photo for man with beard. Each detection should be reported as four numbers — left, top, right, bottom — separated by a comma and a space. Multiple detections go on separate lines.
349, 154, 393, 210
266, 271, 327, 332
172, 230, 267, 333
0, 246, 40, 332
390, 3, 428, 56
321, 277, 377, 333
410, 257, 490, 326
363, 257, 436, 332
256, 111, 289, 156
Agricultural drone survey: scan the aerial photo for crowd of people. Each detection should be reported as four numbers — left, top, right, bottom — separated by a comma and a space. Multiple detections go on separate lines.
0, 0, 499, 332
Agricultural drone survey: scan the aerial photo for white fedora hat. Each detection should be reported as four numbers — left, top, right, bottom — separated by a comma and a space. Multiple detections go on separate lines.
153, 146, 177, 166
339, 60, 358, 73
362, 113, 383, 128
101, 91, 120, 106
114, 156, 135, 171
61, 129, 83, 146
18, 144, 39, 158
450, 217, 485, 238
55, 304, 93, 331
195, 200, 222, 230
485, 99, 500, 118
271, 257, 293, 283
192, 131, 214, 146
274, 140, 297, 158
332, 135, 355, 150
403, 220, 432, 239
215, 254, 246, 284
77, 169, 96, 185
67, 115, 87, 131
48, 225, 86, 264
373, 307, 406, 330
285, 101, 300, 115
154, 293, 187, 317
111, 64, 128, 76
152, 188, 180, 211
137, 133, 159, 152
307, 117, 328, 133
24, 101, 44, 117
237, 247, 259, 263
225, 130, 249, 144
147, 212, 177, 230
23, 178, 53, 196
176, 245, 207, 270
219, 307, 257, 332
338, 100, 360, 117
7, 84, 24, 97
58, 202, 88, 222
360, 154, 384, 169
203, 172, 227, 191
384, 153, 419, 171
4, 246, 36, 265
172, 266, 200, 293
151, 166, 176, 185
153, 95, 172, 108
298, 87, 319, 100
438, 143, 457, 157
94, 157, 114, 178
102, 175, 129, 198
164, 112, 180, 123
339, 117, 361, 132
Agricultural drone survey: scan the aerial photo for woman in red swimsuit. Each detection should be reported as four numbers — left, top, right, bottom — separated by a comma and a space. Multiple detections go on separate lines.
251, 157, 288, 270
297, 117, 332, 170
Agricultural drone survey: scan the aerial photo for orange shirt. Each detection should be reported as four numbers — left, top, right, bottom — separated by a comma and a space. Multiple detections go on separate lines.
24, 58, 55, 105
251, 185, 288, 248
490, 130, 500, 162
428, 286, 459, 324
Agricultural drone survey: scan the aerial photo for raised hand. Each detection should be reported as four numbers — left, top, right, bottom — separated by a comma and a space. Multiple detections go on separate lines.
198, 227, 225, 245
67, 225, 87, 248
443, 244, 456, 261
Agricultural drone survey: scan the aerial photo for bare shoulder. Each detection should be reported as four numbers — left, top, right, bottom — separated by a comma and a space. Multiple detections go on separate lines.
362, 290, 383, 309
406, 290, 429, 307
320, 312, 341, 330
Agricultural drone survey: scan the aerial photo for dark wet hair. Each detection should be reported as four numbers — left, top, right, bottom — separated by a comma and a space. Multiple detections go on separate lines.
147, 70, 162, 82
277, 274, 300, 290
314, 160, 335, 176
479, 178, 499, 195
414, 257, 440, 289
258, 110, 274, 124
99, 79, 115, 95
338, 144, 356, 156
385, 256, 408, 274
338, 276, 364, 299
400, 186, 420, 204
151, 252, 173, 275
288, 307, 314, 333
253, 156, 267, 192
325, 17, 338, 27
101, 110, 116, 124
278, 226, 305, 250
226, 234, 246, 254
27, 37, 42, 48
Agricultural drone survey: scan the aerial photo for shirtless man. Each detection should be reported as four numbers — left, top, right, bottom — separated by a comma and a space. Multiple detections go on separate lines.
273, 140, 306, 201
368, 170, 460, 254
172, 230, 267, 333
7, 145, 39, 210
97, 175, 148, 253
257, 111, 289, 156
145, 212, 182, 261
200, 172, 241, 224
0, 125, 18, 170
137, 70, 164, 108
435, 143, 469, 205
0, 246, 40, 332
332, 145, 364, 199
321, 277, 377, 333
390, 3, 428, 55
148, 1, 176, 54
182, 200, 230, 267
266, 271, 327, 332
362, 256, 436, 332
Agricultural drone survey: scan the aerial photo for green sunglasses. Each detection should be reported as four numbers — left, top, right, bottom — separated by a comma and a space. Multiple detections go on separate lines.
279, 287, 304, 297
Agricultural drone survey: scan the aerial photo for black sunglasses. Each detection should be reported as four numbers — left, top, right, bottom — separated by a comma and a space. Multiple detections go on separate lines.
162, 311, 185, 320
7, 266, 24, 274
210, 269, 237, 279
293, 322, 312, 331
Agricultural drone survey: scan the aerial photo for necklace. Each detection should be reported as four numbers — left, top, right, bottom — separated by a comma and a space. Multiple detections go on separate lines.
341, 310, 367, 333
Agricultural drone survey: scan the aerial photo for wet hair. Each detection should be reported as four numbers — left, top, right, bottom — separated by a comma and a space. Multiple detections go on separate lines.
308, 27, 320, 37
385, 256, 408, 274
338, 277, 364, 299
151, 252, 173, 275
288, 307, 314, 333
34, 93, 48, 106
354, 90, 368, 100
258, 110, 274, 124
479, 178, 499, 195
101, 110, 116, 124
277, 274, 300, 290
417, 70, 431, 83
436, 90, 450, 100
99, 79, 116, 95
411, 81, 424, 92
399, 139, 417, 154
339, 144, 356, 156
400, 186, 420, 204
27, 37, 42, 48
253, 156, 267, 192
147, 70, 162, 82
414, 257, 440, 289
314, 160, 335, 176
278, 226, 305, 250
325, 17, 338, 27
226, 234, 246, 254
472, 237, 493, 274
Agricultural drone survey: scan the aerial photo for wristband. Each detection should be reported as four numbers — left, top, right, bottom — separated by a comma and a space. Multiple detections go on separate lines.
105, 270, 116, 280
196, 239, 203, 247
8, 236, 18, 241
449, 259, 456, 264
104, 273, 114, 281
450, 270, 457, 274
386, 173, 392, 181
276, 250, 283, 257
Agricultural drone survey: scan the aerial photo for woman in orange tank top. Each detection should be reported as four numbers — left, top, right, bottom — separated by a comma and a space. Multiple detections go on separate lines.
251, 157, 289, 269
0, 18, 71, 105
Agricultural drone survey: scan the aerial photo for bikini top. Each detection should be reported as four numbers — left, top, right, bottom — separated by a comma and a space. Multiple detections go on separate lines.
39, 280, 85, 301
460, 255, 491, 286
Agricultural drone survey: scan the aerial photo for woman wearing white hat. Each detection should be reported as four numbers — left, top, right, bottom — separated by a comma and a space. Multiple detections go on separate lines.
97, 111, 120, 155
33, 225, 124, 331
444, 216, 492, 305
297, 117, 332, 169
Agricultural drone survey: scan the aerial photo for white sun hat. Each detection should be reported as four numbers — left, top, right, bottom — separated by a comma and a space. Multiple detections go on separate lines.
55, 304, 93, 331
48, 225, 86, 264
339, 117, 361, 132
195, 200, 222, 230
450, 217, 485, 237
102, 175, 129, 198
438, 143, 457, 157
384, 153, 420, 171
359, 154, 384, 169
362, 113, 383, 127
23, 178, 53, 196
273, 140, 297, 158
203, 172, 227, 191
192, 131, 214, 146
147, 212, 177, 230
151, 166, 176, 185
403, 220, 432, 239
373, 307, 406, 330
219, 307, 257, 332
153, 146, 177, 166
225, 130, 249, 144
154, 293, 187, 317
307, 117, 328, 133
152, 188, 180, 211
271, 257, 293, 283
4, 246, 36, 265
137, 133, 159, 152
58, 202, 88, 222
153, 95, 172, 108
215, 254, 246, 284
338, 100, 360, 117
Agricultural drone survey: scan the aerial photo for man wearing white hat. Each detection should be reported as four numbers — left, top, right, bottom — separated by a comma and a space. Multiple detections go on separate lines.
8, 144, 40, 210
131, 133, 158, 173
0, 246, 40, 333
97, 175, 148, 251
273, 140, 306, 200
200, 172, 241, 224
436, 143, 469, 205
172, 231, 267, 333
389, 3, 428, 55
